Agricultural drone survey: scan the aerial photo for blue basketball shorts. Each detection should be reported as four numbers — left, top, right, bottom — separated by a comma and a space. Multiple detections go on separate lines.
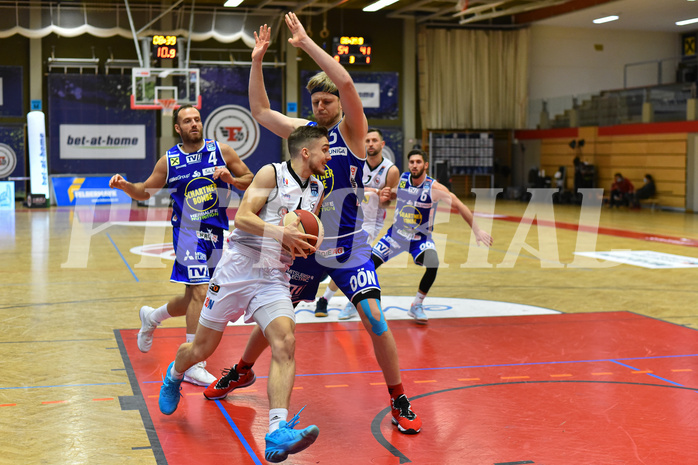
170, 226, 225, 285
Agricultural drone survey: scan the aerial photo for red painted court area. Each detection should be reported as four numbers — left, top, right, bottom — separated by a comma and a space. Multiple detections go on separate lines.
118, 312, 698, 464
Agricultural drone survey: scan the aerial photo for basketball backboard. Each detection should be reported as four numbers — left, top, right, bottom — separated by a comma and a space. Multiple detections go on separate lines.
130, 68, 201, 114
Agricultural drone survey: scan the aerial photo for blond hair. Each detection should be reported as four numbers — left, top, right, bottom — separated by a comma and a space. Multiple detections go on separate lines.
306, 71, 339, 96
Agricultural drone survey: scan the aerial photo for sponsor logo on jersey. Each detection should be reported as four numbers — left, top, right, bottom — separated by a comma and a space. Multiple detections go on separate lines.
287, 269, 314, 283
318, 166, 335, 196
399, 180, 407, 188
209, 283, 220, 294
206, 141, 216, 152
170, 156, 180, 166
185, 177, 218, 212
196, 229, 220, 244
186, 153, 202, 164
349, 267, 378, 293
329, 146, 347, 157
311, 181, 319, 196
187, 264, 209, 280
398, 205, 423, 227
204, 296, 215, 309
317, 247, 344, 258
203, 167, 216, 176
203, 105, 260, 160
168, 173, 191, 183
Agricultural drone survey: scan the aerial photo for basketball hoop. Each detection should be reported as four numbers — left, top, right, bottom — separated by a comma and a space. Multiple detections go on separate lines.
156, 98, 178, 117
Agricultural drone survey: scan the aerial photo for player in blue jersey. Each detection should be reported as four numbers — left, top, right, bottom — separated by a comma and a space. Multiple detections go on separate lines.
202, 13, 423, 435
109, 105, 253, 386
371, 149, 493, 324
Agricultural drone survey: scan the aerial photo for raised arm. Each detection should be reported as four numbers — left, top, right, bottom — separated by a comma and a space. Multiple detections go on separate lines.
432, 181, 493, 247
109, 155, 167, 201
213, 142, 254, 191
249, 24, 308, 138
285, 13, 367, 155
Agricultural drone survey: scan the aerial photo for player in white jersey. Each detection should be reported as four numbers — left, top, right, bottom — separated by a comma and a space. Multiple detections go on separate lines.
315, 128, 400, 319
206, 15, 423, 437
158, 125, 330, 463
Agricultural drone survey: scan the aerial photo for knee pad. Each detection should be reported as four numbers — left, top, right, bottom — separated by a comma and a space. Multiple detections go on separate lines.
415, 249, 439, 268
357, 298, 388, 336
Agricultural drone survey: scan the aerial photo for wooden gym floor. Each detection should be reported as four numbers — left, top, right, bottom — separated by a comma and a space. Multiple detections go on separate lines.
1, 198, 698, 464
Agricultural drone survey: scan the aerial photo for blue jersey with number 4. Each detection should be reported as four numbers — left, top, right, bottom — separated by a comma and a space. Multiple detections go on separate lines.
165, 139, 232, 231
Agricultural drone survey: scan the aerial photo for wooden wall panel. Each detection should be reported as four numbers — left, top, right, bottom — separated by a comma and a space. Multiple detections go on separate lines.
539, 129, 689, 210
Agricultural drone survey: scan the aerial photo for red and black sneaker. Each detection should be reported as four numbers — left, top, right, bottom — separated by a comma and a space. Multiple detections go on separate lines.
391, 394, 422, 434
203, 364, 256, 400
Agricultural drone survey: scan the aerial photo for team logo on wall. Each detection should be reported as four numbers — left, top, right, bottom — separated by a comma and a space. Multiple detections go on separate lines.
204, 105, 260, 160
0, 143, 18, 178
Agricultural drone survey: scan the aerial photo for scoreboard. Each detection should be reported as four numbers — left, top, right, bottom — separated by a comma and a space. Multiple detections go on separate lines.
332, 36, 371, 65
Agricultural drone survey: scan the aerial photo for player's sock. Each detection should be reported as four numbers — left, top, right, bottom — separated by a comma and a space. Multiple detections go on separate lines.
269, 408, 288, 433
413, 291, 427, 307
169, 364, 185, 380
322, 287, 337, 301
150, 304, 170, 324
237, 358, 255, 375
387, 383, 405, 400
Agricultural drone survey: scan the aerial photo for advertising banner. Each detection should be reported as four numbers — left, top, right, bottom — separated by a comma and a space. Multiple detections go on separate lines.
59, 124, 147, 159
200, 66, 283, 177
27, 111, 50, 199
52, 176, 132, 207
0, 66, 23, 117
48, 74, 157, 183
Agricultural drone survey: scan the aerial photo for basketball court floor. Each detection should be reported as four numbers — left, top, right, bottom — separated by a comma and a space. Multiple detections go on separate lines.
2, 199, 698, 464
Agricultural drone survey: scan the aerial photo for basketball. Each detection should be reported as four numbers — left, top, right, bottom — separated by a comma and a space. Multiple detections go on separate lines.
281, 209, 324, 254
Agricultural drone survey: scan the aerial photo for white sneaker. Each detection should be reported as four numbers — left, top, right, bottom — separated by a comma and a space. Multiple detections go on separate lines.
407, 303, 428, 324
338, 302, 358, 320
137, 306, 158, 353
184, 361, 217, 386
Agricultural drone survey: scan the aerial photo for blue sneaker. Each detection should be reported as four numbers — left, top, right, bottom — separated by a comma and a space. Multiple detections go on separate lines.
159, 361, 183, 415
407, 303, 428, 324
265, 406, 319, 463
338, 301, 358, 320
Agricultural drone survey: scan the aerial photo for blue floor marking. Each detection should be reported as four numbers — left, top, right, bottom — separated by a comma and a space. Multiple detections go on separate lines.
611, 359, 687, 387
214, 399, 263, 464
141, 352, 698, 384
107, 232, 139, 282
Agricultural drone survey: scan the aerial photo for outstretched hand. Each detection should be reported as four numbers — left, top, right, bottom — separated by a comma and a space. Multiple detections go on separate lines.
252, 24, 271, 61
473, 229, 493, 247
285, 12, 310, 48
109, 174, 128, 190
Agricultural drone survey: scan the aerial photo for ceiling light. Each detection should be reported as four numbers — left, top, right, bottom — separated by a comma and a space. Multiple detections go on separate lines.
224, 0, 244, 6
593, 15, 619, 24
676, 17, 698, 26
363, 0, 399, 12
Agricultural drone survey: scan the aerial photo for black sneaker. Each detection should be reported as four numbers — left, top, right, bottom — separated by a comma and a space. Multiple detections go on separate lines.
315, 297, 328, 317
203, 364, 256, 400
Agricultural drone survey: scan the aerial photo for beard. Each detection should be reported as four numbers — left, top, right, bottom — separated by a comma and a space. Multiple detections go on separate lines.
411, 168, 425, 180
181, 129, 203, 145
